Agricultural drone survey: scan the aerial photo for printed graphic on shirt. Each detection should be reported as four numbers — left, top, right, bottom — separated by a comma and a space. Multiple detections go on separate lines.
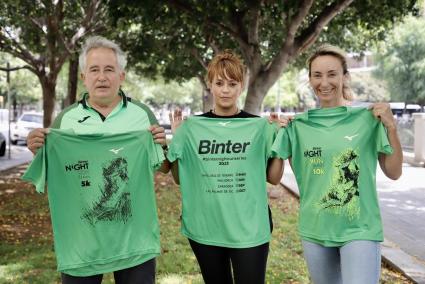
82, 157, 132, 225
344, 133, 359, 141
304, 146, 325, 175
65, 160, 92, 187
318, 148, 360, 220
199, 138, 251, 193
167, 117, 277, 247
78, 115, 91, 123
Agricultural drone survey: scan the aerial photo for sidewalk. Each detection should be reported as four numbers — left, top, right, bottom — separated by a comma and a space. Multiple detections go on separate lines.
280, 159, 425, 284
0, 145, 33, 172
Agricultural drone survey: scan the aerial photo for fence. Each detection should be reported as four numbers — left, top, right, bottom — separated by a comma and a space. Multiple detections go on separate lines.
397, 117, 414, 152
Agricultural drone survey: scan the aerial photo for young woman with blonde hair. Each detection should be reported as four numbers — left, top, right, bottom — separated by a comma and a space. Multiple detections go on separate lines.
270, 44, 402, 284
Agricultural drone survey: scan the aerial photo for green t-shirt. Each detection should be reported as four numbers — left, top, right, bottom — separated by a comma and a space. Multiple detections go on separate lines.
167, 117, 278, 248
22, 129, 164, 276
272, 106, 393, 246
51, 91, 158, 133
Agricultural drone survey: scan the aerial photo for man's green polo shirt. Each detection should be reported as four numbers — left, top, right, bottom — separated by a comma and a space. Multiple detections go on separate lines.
52, 91, 158, 132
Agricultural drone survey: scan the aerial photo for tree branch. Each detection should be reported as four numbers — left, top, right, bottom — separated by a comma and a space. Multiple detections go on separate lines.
66, 0, 102, 51
0, 65, 35, 73
246, 0, 264, 45
190, 48, 208, 70
167, 0, 250, 50
56, 0, 103, 74
26, 16, 46, 33
256, 0, 313, 89
294, 0, 354, 54
287, 0, 314, 44
0, 31, 42, 74
197, 74, 208, 90
206, 34, 221, 54
263, 0, 354, 89
267, 0, 314, 74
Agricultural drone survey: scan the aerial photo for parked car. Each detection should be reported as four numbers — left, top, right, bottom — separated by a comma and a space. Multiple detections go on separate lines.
10, 112, 43, 145
160, 124, 173, 140
0, 132, 5, 156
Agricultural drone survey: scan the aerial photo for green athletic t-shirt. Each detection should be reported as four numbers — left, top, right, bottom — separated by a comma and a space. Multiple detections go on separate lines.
167, 117, 278, 248
272, 106, 393, 246
51, 90, 158, 133
22, 129, 164, 276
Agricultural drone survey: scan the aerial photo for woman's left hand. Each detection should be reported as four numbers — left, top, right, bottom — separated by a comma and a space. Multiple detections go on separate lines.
268, 112, 293, 128
169, 108, 185, 134
370, 103, 396, 130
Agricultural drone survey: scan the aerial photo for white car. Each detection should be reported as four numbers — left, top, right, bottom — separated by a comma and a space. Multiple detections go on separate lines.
11, 112, 43, 145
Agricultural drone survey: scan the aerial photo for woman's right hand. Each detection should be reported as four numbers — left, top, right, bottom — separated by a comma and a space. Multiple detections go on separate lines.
169, 108, 184, 134
268, 112, 293, 128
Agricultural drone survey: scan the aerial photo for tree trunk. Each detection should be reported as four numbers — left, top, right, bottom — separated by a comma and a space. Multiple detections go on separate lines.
41, 79, 57, 127
243, 57, 289, 115
202, 88, 213, 113
243, 85, 266, 115
244, 73, 281, 115
197, 76, 213, 112
65, 55, 79, 107
12, 94, 17, 120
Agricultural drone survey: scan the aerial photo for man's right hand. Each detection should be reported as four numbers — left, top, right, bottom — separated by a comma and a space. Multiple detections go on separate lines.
27, 128, 49, 154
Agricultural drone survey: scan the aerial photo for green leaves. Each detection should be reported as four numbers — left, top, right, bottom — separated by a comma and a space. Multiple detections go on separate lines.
110, 0, 418, 112
374, 15, 425, 104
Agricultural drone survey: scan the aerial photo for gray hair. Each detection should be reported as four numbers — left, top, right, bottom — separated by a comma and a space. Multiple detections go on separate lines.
79, 36, 127, 72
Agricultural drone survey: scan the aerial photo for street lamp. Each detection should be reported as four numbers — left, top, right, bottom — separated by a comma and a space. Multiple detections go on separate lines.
7, 62, 11, 159
0, 62, 28, 159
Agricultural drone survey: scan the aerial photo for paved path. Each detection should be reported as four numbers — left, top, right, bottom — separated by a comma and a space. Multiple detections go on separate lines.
0, 125, 33, 172
0, 145, 33, 172
281, 160, 425, 283
377, 164, 425, 263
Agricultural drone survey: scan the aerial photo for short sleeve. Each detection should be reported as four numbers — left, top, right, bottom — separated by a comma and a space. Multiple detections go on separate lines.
271, 125, 292, 160
21, 145, 47, 193
151, 142, 165, 170
167, 121, 187, 162
376, 122, 393, 155
264, 120, 280, 159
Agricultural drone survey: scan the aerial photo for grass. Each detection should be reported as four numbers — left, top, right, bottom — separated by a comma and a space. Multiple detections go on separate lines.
0, 165, 413, 283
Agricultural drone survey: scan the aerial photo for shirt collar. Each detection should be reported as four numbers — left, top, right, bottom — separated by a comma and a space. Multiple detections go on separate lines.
78, 89, 129, 109
296, 106, 351, 122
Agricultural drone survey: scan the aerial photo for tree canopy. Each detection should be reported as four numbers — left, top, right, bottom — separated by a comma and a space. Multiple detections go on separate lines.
0, 53, 41, 114
110, 0, 418, 113
373, 15, 425, 105
0, 0, 106, 126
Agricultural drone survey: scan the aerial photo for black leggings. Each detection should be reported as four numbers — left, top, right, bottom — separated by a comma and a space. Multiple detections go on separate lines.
189, 239, 269, 284
61, 258, 155, 284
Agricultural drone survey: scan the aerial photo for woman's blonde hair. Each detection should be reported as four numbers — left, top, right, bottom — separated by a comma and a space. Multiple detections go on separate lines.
206, 50, 245, 86
307, 44, 353, 101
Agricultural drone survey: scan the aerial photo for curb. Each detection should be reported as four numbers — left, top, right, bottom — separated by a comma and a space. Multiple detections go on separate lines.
0, 147, 33, 172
